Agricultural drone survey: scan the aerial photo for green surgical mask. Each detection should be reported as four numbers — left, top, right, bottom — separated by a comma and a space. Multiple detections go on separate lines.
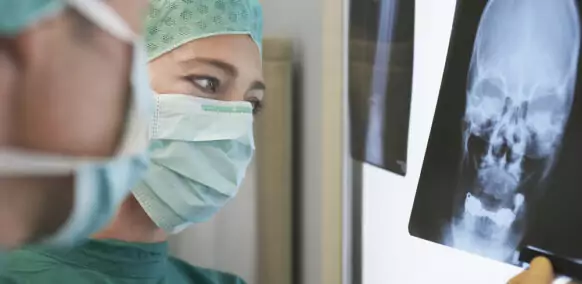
0, 0, 65, 35
132, 94, 255, 234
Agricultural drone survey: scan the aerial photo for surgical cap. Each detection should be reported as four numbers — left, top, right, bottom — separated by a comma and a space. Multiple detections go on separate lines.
146, 0, 263, 61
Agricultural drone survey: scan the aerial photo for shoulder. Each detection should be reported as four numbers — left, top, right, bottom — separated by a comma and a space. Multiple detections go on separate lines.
0, 248, 90, 284
168, 256, 247, 284
3, 248, 60, 273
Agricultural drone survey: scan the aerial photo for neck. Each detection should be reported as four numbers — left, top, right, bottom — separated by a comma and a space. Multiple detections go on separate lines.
93, 195, 168, 243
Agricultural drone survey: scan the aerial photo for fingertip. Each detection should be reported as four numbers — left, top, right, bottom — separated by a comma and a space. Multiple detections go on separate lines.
530, 257, 553, 270
529, 257, 555, 281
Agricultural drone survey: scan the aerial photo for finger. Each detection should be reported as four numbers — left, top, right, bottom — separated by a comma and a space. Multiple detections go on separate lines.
528, 257, 555, 283
508, 257, 555, 284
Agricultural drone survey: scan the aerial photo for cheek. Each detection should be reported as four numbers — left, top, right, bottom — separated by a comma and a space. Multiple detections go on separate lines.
149, 78, 194, 95
0, 48, 17, 146
8, 19, 132, 155
224, 84, 248, 102
148, 61, 191, 94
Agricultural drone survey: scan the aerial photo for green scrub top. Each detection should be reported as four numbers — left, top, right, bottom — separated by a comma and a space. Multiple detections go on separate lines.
0, 239, 247, 284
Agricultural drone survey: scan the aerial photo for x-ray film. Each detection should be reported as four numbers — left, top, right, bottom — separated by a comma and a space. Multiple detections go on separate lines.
348, 0, 414, 176
409, 0, 582, 275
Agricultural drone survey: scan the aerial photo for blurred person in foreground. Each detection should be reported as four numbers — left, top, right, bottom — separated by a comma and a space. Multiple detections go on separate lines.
0, 0, 154, 250
0, 0, 264, 283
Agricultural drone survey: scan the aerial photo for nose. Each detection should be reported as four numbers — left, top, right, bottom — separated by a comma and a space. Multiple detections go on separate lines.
490, 103, 527, 163
221, 83, 247, 102
492, 138, 510, 159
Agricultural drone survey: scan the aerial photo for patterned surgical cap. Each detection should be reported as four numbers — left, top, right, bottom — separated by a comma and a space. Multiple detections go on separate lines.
146, 0, 263, 61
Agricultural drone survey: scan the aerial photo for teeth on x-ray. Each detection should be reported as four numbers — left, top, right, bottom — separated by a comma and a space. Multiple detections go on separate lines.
448, 0, 581, 263
464, 193, 516, 228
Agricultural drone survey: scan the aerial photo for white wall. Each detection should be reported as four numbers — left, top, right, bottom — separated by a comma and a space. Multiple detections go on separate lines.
362, 1, 524, 283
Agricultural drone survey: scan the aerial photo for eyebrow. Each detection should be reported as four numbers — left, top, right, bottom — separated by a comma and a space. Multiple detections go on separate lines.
186, 57, 266, 92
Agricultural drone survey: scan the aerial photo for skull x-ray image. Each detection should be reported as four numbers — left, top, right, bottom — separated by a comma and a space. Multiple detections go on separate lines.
409, 0, 582, 269
348, 0, 414, 176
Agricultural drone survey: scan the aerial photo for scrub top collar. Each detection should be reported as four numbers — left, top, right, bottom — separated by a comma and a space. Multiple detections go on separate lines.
31, 239, 169, 280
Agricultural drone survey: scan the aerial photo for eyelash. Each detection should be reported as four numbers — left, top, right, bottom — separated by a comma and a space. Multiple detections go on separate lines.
186, 76, 220, 93
248, 97, 263, 115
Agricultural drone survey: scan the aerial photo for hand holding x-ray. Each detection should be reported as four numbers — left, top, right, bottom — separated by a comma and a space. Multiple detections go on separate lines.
508, 257, 582, 284
509, 257, 555, 284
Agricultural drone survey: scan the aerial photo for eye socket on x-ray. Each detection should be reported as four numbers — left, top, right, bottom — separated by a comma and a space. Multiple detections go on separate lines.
470, 78, 506, 100
528, 92, 562, 113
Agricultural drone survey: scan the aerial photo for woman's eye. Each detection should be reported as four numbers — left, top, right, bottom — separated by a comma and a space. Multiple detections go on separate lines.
190, 77, 220, 93
248, 97, 263, 114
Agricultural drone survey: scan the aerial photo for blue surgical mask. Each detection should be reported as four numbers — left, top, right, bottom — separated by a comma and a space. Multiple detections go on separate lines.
0, 0, 64, 35
132, 94, 255, 234
0, 0, 154, 246
0, 0, 139, 37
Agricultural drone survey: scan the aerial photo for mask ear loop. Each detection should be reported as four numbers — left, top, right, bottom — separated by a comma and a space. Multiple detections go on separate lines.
66, 0, 137, 42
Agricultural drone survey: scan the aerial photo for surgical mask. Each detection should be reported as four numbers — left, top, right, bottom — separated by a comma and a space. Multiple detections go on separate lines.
0, 0, 139, 37
0, 0, 64, 35
0, 0, 154, 246
132, 94, 255, 234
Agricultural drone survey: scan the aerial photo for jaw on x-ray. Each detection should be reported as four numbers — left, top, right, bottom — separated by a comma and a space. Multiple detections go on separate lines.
445, 0, 581, 263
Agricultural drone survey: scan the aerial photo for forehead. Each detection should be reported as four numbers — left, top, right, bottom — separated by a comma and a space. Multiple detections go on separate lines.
170, 35, 262, 75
